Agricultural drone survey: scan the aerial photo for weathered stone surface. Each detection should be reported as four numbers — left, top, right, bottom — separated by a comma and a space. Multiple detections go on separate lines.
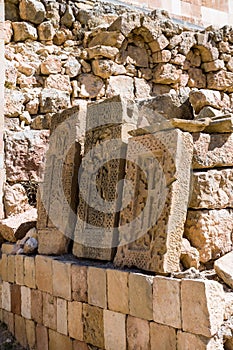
64, 56, 81, 78
38, 21, 55, 41
177, 331, 224, 350
171, 118, 210, 132
192, 133, 233, 169
40, 56, 62, 75
38, 229, 69, 255
40, 88, 70, 113
5, 60, 17, 88
127, 45, 148, 67
19, 0, 46, 24
43, 292, 57, 330
78, 73, 105, 98
149, 35, 169, 53
214, 252, 233, 289
152, 50, 171, 63
207, 70, 233, 92
57, 298, 67, 335
88, 267, 107, 308
107, 269, 129, 314
153, 63, 182, 84
190, 169, 233, 209
49, 329, 72, 350
35, 255, 52, 293
150, 323, 176, 350
106, 76, 134, 99
181, 238, 200, 269
108, 13, 141, 37
189, 89, 229, 114
83, 304, 104, 348
4, 89, 25, 117
129, 273, 153, 320
71, 264, 88, 302
153, 276, 181, 328
188, 68, 206, 88
181, 279, 225, 337
202, 59, 225, 72
0, 208, 37, 242
4, 183, 30, 217
134, 78, 152, 99
5, 130, 49, 182
89, 31, 124, 48
104, 310, 126, 350
114, 129, 193, 273
127, 316, 150, 350
21, 286, 31, 319
61, 5, 75, 28
45, 74, 72, 93
196, 106, 222, 119
185, 209, 233, 263
86, 45, 119, 59
52, 259, 71, 300
12, 22, 37, 41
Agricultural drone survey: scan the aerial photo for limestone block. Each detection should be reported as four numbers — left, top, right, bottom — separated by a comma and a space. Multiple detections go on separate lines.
67, 301, 83, 341
177, 331, 224, 350
4, 88, 25, 117
38, 229, 70, 255
108, 13, 141, 36
49, 329, 72, 350
21, 286, 31, 319
4, 183, 29, 218
5, 130, 49, 182
15, 315, 27, 348
7, 255, 15, 283
35, 255, 53, 294
43, 292, 57, 331
129, 273, 153, 320
134, 78, 152, 99
24, 256, 36, 289
83, 304, 104, 348
52, 259, 71, 300
152, 50, 171, 63
0, 208, 37, 242
107, 269, 129, 314
181, 279, 225, 337
86, 45, 119, 59
192, 133, 233, 169
71, 264, 88, 302
40, 56, 62, 75
224, 292, 233, 320
36, 324, 48, 350
180, 238, 200, 269
73, 340, 89, 350
38, 21, 55, 41
149, 34, 169, 53
127, 316, 150, 350
207, 70, 233, 92
57, 298, 67, 335
190, 169, 233, 209
214, 251, 233, 289
202, 59, 225, 72
104, 310, 126, 350
184, 209, 233, 263
115, 129, 193, 273
106, 76, 134, 99
64, 56, 81, 78
26, 319, 36, 350
15, 255, 24, 286
2, 282, 11, 312
88, 31, 125, 48
11, 284, 21, 315
40, 88, 70, 113
153, 63, 182, 84
31, 289, 42, 324
150, 323, 177, 350
78, 73, 105, 98
188, 67, 207, 88
19, 0, 45, 24
88, 267, 107, 308
12, 22, 37, 41
45, 74, 72, 93
189, 89, 229, 114
153, 276, 181, 329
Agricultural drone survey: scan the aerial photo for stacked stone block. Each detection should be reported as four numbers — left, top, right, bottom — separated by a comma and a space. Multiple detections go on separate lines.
0, 246, 226, 349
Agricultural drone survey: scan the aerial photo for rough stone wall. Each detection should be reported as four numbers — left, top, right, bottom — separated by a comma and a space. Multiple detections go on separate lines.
0, 0, 5, 219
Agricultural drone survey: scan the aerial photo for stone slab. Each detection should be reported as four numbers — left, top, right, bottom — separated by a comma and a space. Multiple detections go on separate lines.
114, 129, 193, 273
214, 251, 233, 289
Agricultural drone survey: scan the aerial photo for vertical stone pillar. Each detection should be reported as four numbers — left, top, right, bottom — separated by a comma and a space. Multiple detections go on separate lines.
0, 0, 5, 218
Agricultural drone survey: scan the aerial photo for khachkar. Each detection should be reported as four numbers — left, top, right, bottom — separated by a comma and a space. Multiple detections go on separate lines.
37, 104, 86, 254
114, 128, 193, 273
72, 96, 138, 260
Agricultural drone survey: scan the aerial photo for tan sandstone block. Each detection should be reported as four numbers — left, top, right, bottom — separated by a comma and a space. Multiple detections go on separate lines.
57, 298, 67, 335
104, 310, 126, 350
71, 264, 87, 302
31, 289, 42, 324
214, 251, 233, 289
15, 314, 27, 348
83, 304, 104, 348
11, 284, 21, 315
21, 286, 31, 319
52, 259, 71, 300
26, 319, 36, 350
181, 279, 225, 337
1, 243, 14, 254
129, 273, 153, 320
177, 331, 224, 350
38, 229, 69, 255
150, 323, 177, 350
73, 340, 89, 350
36, 324, 48, 350
15, 255, 24, 285
1, 253, 8, 281
88, 267, 107, 308
49, 329, 72, 350
24, 256, 36, 289
2, 281, 11, 312
153, 276, 181, 329
68, 301, 83, 341
7, 255, 15, 283
4, 311, 14, 336
107, 269, 129, 314
35, 255, 52, 293
43, 292, 57, 330
127, 316, 150, 350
